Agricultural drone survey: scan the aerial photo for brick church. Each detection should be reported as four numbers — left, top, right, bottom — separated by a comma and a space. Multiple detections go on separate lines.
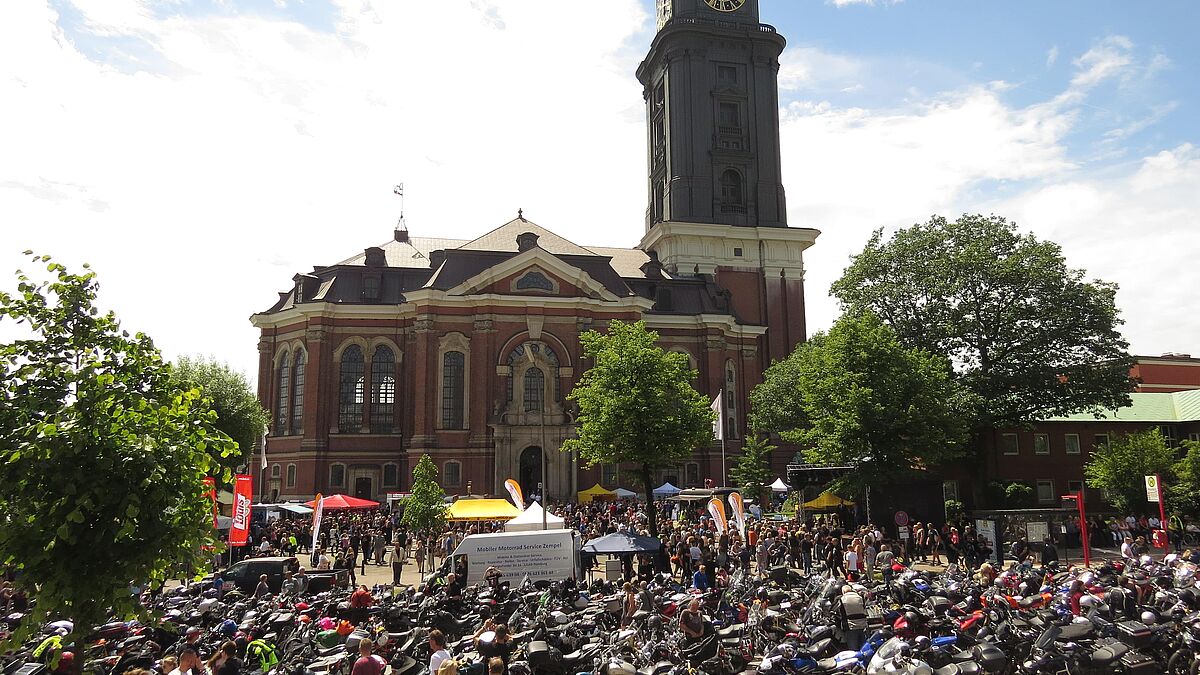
252, 0, 819, 502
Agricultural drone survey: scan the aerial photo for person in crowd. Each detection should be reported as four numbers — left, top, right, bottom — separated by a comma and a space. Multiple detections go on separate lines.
351, 638, 383, 675
167, 648, 200, 675
428, 630, 452, 674
206, 641, 241, 675
679, 599, 706, 644
252, 574, 270, 600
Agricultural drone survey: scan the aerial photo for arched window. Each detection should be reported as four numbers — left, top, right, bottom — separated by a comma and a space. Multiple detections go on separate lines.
290, 350, 305, 435
524, 367, 545, 412
370, 346, 395, 433
507, 341, 561, 403
270, 464, 281, 478
443, 461, 462, 488
725, 359, 738, 439
719, 169, 743, 204
339, 345, 365, 432
274, 351, 290, 435
286, 464, 296, 488
329, 463, 346, 488
383, 464, 399, 488
442, 351, 465, 429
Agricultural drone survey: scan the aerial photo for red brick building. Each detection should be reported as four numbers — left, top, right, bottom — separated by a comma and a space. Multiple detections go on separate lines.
946, 355, 1200, 510
252, 0, 819, 502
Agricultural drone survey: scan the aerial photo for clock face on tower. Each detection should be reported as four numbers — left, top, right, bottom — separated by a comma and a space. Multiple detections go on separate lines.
704, 0, 746, 12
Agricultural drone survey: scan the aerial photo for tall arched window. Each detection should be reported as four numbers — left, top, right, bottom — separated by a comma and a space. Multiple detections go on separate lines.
720, 169, 743, 204
290, 350, 305, 435
724, 359, 738, 439
507, 341, 560, 403
524, 367, 545, 412
442, 351, 465, 429
274, 351, 290, 435
370, 346, 395, 433
339, 345, 365, 432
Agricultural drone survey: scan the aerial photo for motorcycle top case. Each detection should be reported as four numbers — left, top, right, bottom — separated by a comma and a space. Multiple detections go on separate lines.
1119, 650, 1157, 673
526, 641, 561, 668
1116, 620, 1153, 648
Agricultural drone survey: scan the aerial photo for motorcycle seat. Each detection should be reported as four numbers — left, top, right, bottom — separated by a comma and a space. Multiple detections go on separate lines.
1054, 623, 1093, 642
716, 623, 743, 639
1089, 641, 1128, 666
815, 657, 839, 670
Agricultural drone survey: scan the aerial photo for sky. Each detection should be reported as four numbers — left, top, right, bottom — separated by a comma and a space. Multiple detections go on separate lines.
2, 0, 1198, 386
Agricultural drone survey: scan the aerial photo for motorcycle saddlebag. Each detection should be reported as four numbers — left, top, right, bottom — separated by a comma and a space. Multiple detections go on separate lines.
1119, 650, 1157, 673
1116, 620, 1152, 648
526, 641, 560, 669
866, 605, 885, 629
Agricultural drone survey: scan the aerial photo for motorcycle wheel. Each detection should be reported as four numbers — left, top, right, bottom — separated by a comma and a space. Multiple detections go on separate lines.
1170, 650, 1196, 675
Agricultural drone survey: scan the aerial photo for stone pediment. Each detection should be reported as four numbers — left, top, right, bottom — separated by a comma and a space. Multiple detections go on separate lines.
446, 247, 621, 302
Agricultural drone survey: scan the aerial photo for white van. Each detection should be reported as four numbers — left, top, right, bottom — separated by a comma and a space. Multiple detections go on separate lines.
451, 529, 580, 585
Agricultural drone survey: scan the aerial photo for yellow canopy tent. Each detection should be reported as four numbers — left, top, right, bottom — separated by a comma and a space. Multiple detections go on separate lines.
803, 492, 854, 510
446, 498, 521, 521
577, 483, 617, 504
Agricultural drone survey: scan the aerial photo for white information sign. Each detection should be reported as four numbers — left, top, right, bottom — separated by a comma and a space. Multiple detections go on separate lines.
1146, 475, 1161, 503
1026, 521, 1049, 544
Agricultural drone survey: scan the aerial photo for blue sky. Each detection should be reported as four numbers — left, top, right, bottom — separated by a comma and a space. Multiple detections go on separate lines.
2, 0, 1197, 382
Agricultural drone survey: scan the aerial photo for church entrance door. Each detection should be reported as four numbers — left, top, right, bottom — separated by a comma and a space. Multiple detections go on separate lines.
519, 446, 542, 501
354, 477, 373, 501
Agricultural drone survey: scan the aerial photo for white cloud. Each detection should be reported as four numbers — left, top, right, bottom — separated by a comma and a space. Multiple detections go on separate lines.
1, 3, 1194, 387
1046, 45, 1059, 67
0, 0, 650, 381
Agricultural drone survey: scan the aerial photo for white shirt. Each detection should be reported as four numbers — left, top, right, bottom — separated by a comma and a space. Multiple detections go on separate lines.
429, 649, 452, 674
845, 550, 860, 571
1121, 542, 1135, 559
689, 546, 701, 561
167, 667, 193, 675
1149, 517, 1160, 528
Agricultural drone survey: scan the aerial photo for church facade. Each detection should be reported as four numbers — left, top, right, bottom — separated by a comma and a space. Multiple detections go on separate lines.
251, 0, 819, 502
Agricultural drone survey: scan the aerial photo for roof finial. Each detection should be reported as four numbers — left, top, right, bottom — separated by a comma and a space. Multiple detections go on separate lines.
518, 208, 524, 221
393, 183, 409, 242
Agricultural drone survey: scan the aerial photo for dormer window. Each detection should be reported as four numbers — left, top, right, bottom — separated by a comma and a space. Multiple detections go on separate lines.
363, 274, 380, 301
717, 65, 737, 84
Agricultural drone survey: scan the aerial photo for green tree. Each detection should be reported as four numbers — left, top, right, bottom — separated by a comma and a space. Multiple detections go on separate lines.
0, 255, 235, 647
730, 435, 776, 507
1166, 440, 1200, 517
831, 214, 1133, 429
750, 312, 971, 491
402, 455, 447, 535
172, 355, 269, 471
1084, 429, 1175, 514
562, 320, 714, 537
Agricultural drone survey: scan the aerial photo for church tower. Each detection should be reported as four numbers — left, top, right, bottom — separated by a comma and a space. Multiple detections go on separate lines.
638, 0, 786, 229
637, 0, 818, 363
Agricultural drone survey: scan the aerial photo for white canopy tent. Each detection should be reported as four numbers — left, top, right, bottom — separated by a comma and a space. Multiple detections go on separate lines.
613, 488, 640, 499
504, 502, 566, 532
770, 478, 790, 492
652, 482, 681, 497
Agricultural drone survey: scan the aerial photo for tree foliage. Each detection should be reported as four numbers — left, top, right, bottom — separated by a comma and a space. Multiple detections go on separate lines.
172, 355, 269, 472
730, 435, 775, 507
1084, 429, 1176, 515
562, 320, 714, 537
0, 255, 235, 646
750, 312, 971, 491
402, 455, 447, 535
1167, 442, 1200, 517
831, 214, 1133, 428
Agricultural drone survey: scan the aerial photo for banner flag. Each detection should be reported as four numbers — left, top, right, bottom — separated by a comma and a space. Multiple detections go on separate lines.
710, 391, 723, 441
230, 474, 253, 547
707, 497, 728, 535
504, 478, 525, 510
311, 493, 324, 555
203, 477, 218, 529
728, 491, 747, 537
260, 431, 268, 470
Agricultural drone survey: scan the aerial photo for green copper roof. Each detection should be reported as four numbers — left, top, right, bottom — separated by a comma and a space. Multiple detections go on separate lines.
1044, 389, 1200, 423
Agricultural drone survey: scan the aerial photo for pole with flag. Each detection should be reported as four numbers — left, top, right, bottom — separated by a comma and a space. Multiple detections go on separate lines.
711, 391, 726, 487
259, 431, 268, 503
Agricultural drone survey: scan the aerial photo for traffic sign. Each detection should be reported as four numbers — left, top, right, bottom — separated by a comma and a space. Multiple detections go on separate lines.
898, 526, 910, 539
894, 510, 909, 527
1145, 475, 1161, 503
